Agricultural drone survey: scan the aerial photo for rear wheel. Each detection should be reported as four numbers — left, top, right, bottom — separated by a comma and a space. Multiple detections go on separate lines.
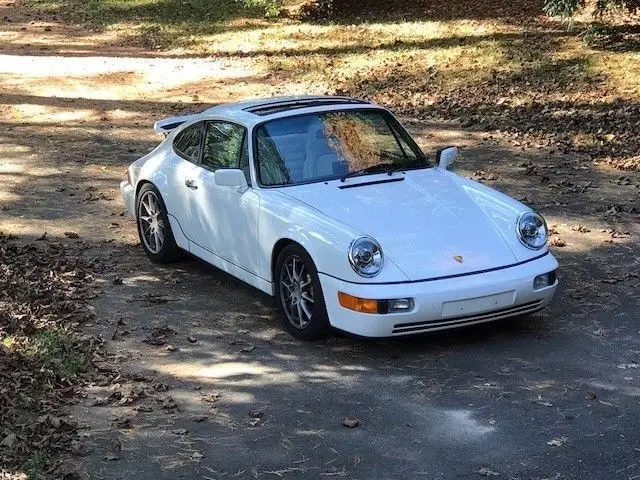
275, 244, 331, 340
136, 183, 181, 263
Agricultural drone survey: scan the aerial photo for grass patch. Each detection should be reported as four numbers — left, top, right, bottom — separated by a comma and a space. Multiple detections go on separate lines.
27, 328, 87, 377
23, 452, 47, 480
30, 0, 281, 28
28, 0, 285, 49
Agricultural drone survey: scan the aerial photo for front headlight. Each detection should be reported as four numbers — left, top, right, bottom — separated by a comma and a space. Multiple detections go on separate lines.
348, 237, 384, 277
517, 212, 548, 250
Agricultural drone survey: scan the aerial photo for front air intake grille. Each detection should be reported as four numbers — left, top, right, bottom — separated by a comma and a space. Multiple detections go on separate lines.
392, 300, 545, 335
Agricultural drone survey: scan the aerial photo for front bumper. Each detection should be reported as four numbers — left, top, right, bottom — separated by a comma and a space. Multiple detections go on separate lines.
319, 252, 558, 337
120, 180, 135, 218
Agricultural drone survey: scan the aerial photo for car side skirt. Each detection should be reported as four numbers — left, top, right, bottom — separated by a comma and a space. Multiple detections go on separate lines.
189, 241, 273, 295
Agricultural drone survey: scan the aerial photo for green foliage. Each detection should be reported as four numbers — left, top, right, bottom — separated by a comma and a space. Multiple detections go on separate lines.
299, 0, 333, 20
543, 0, 583, 17
543, 0, 640, 17
242, 0, 281, 17
23, 452, 47, 480
581, 22, 606, 46
30, 0, 282, 30
27, 328, 86, 377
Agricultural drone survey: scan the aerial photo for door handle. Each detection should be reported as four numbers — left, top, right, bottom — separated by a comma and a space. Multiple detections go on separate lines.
184, 179, 198, 190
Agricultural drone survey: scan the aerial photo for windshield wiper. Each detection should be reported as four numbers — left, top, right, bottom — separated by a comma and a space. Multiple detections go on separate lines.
339, 157, 430, 183
384, 159, 428, 173
339, 163, 393, 182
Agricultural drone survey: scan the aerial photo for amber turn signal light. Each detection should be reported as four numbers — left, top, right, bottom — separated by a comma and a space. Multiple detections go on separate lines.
338, 292, 379, 314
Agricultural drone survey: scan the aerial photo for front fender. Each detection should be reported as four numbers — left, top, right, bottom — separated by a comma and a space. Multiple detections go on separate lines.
447, 171, 551, 263
258, 190, 409, 284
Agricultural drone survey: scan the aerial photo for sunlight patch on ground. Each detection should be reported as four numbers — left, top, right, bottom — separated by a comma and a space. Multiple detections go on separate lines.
592, 52, 640, 98
199, 20, 495, 55
0, 55, 261, 102
0, 191, 20, 203
154, 360, 370, 389
123, 274, 162, 284
5, 104, 107, 123
166, 361, 279, 379
0, 471, 27, 480
438, 409, 495, 438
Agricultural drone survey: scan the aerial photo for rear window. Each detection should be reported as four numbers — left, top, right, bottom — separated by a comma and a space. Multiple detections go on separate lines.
173, 122, 203, 162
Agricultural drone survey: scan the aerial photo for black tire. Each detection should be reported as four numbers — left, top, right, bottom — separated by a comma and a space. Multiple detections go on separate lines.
135, 183, 182, 263
274, 244, 331, 341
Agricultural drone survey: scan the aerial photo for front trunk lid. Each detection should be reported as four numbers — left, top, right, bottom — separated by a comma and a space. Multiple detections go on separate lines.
280, 169, 519, 281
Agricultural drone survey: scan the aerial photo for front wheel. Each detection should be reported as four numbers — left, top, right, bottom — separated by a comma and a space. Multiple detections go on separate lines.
136, 183, 181, 263
274, 244, 331, 341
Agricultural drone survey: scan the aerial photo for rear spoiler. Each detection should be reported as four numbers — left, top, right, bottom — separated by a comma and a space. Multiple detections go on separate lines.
153, 114, 195, 136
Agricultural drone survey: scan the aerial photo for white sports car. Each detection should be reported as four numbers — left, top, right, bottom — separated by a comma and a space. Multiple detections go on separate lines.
121, 96, 558, 340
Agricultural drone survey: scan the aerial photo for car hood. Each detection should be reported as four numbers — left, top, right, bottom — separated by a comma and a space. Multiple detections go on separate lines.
279, 169, 527, 281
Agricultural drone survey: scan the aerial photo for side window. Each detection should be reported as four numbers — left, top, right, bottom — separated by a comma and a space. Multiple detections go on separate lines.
201, 121, 246, 171
239, 137, 251, 185
173, 122, 203, 162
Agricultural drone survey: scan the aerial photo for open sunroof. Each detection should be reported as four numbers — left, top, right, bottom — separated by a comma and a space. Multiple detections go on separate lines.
243, 97, 369, 116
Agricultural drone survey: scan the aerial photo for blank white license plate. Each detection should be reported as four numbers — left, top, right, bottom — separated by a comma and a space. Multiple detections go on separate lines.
442, 291, 516, 317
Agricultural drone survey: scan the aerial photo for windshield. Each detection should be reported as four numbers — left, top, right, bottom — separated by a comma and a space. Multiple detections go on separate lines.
255, 109, 429, 187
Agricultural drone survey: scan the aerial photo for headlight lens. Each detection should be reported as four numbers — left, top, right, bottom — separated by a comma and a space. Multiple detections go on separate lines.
348, 237, 384, 277
517, 212, 548, 250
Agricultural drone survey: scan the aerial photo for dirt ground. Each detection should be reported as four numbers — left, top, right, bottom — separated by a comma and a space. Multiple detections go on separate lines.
1, 1, 640, 478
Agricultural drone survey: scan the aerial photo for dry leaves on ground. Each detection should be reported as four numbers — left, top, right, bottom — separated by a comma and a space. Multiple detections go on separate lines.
0, 232, 108, 478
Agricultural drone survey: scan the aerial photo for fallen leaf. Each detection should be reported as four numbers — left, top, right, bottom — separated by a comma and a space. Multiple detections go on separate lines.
0, 433, 16, 448
343, 419, 360, 428
618, 363, 640, 369
571, 224, 590, 233
478, 467, 500, 476
602, 278, 621, 284
547, 436, 568, 447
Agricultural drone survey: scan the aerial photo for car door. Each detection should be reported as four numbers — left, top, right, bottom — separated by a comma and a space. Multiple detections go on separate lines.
164, 121, 206, 244
189, 120, 261, 275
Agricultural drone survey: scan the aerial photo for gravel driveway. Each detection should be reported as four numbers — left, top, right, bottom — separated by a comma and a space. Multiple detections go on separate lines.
1, 6, 639, 476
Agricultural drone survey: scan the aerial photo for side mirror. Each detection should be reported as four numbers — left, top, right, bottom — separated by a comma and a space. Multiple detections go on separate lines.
436, 146, 458, 170
214, 169, 248, 192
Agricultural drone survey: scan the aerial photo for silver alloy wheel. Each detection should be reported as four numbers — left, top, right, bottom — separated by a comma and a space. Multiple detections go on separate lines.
138, 190, 165, 254
280, 254, 315, 329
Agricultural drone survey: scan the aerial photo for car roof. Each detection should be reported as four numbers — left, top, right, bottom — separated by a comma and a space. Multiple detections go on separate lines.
199, 95, 382, 126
